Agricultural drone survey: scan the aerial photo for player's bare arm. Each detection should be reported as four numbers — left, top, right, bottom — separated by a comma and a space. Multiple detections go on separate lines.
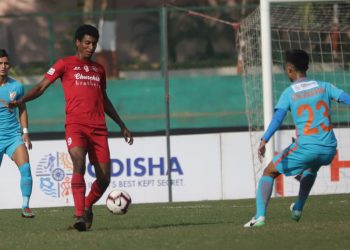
18, 102, 32, 150
103, 92, 133, 145
9, 78, 52, 108
258, 140, 266, 163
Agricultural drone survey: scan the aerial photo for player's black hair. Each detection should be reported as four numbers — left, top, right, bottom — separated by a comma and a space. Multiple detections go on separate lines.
285, 49, 309, 72
0, 49, 9, 58
74, 24, 99, 41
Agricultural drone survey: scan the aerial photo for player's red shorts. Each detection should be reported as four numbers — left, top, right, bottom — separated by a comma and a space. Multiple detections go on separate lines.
65, 123, 110, 164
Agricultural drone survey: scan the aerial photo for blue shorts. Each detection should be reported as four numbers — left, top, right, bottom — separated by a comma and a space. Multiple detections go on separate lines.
273, 142, 336, 176
0, 135, 24, 165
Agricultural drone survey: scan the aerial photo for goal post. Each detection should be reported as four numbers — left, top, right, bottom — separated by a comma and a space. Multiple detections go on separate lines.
260, 0, 274, 164
240, 0, 350, 194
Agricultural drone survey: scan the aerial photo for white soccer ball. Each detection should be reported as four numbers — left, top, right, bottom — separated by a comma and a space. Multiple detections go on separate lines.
106, 189, 132, 215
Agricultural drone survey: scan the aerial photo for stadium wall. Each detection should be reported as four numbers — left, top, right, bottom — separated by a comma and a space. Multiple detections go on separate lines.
24, 75, 247, 133
24, 72, 349, 134
0, 131, 349, 209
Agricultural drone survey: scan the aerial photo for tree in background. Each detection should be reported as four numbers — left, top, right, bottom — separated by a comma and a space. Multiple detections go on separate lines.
79, 0, 119, 78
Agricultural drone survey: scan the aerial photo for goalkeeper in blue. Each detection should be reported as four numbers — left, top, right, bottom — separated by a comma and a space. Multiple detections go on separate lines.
0, 49, 34, 218
244, 49, 350, 228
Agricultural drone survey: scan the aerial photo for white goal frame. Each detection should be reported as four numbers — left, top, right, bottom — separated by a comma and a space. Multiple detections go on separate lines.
260, 0, 345, 163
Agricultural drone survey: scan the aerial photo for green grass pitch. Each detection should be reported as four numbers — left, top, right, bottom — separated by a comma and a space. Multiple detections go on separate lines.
1, 194, 350, 250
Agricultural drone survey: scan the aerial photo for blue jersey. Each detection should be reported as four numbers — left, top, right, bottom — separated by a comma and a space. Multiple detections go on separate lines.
275, 79, 343, 154
0, 77, 24, 140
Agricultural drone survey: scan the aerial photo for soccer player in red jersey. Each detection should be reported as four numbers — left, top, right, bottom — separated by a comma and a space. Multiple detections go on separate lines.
9, 24, 133, 231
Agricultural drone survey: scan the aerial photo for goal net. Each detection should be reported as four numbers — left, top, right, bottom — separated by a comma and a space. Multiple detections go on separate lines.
239, 1, 350, 196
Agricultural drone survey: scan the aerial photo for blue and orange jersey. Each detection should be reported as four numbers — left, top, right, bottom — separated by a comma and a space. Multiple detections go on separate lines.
275, 78, 343, 153
0, 77, 24, 140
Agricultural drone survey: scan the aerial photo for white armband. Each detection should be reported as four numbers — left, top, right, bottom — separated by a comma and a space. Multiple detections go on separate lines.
23, 128, 29, 134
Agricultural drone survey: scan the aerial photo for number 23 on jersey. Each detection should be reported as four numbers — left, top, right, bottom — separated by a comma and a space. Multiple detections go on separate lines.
297, 100, 332, 135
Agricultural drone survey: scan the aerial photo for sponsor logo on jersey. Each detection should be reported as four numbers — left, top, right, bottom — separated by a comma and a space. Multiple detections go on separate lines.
47, 68, 55, 75
84, 65, 89, 72
92, 66, 98, 72
74, 73, 101, 82
9, 91, 16, 101
292, 81, 319, 93
73, 66, 81, 71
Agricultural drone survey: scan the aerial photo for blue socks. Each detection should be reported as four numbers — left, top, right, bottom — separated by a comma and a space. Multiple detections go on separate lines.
255, 170, 316, 218
19, 163, 33, 208
294, 170, 316, 211
255, 176, 274, 218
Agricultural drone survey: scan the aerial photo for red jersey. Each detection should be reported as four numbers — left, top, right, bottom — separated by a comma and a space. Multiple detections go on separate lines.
44, 56, 107, 127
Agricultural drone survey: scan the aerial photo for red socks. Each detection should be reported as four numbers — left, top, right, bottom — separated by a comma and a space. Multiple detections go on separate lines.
71, 173, 86, 217
85, 181, 106, 209
71, 174, 107, 214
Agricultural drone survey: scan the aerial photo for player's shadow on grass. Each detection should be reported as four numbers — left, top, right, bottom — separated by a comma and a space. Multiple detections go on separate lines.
93, 220, 234, 232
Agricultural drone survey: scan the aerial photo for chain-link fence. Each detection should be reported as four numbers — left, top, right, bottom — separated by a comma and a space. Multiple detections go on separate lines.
0, 5, 257, 134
